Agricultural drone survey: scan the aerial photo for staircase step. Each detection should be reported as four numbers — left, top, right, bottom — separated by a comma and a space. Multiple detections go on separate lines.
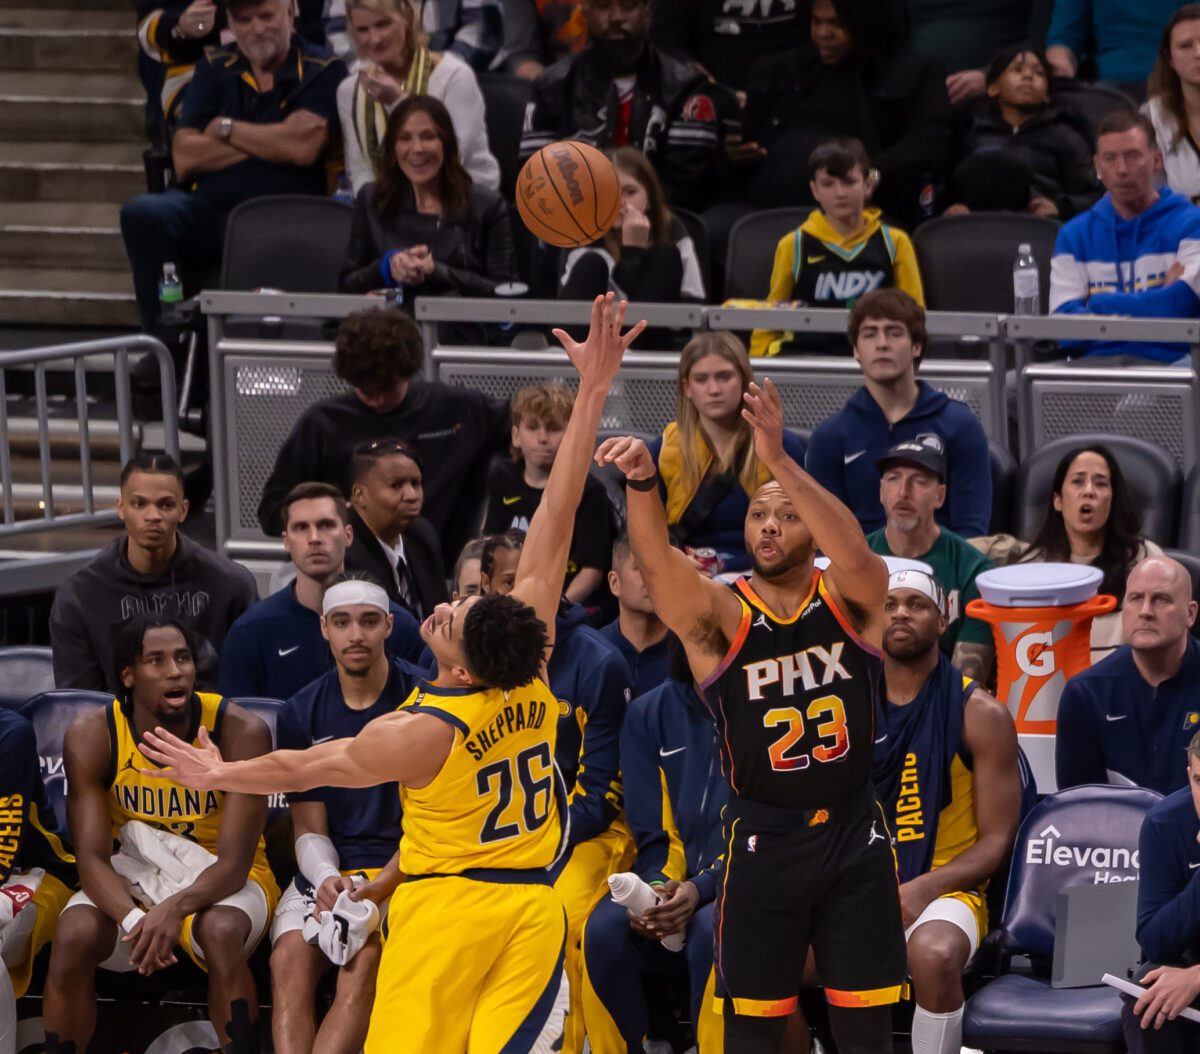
0, 141, 144, 203
0, 266, 137, 327
0, 201, 127, 269
0, 14, 135, 70
0, 71, 143, 143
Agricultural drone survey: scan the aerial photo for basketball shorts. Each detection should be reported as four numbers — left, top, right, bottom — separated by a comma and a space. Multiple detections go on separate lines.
270, 867, 383, 947
714, 788, 907, 1017
1, 870, 72, 998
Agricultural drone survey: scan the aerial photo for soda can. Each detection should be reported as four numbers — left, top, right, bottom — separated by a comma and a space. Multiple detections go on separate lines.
688, 547, 724, 577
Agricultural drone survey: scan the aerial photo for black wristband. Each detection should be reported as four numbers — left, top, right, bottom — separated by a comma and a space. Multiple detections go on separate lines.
627, 474, 659, 492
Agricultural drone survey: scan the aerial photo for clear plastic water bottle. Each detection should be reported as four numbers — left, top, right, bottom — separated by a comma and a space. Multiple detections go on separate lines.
1013, 243, 1040, 315
158, 262, 182, 308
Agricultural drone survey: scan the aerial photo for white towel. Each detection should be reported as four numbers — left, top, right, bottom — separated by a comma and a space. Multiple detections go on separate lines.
302, 888, 380, 966
111, 821, 217, 905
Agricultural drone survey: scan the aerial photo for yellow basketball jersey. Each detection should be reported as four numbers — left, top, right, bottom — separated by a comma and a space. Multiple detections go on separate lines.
398, 680, 566, 876
931, 676, 982, 880
106, 694, 276, 896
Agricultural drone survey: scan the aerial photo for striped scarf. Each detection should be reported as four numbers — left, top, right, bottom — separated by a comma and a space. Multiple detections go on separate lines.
351, 46, 433, 181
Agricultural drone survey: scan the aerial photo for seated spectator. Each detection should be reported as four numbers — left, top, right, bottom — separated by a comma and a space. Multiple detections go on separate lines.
750, 138, 924, 357
135, 0, 223, 140
257, 308, 508, 563
1123, 730, 1200, 1051
647, 333, 806, 575
580, 643, 727, 1050
120, 0, 345, 334
451, 536, 486, 598
599, 534, 671, 698
50, 453, 258, 693
805, 290, 992, 537
501, 0, 586, 79
867, 439, 994, 682
219, 482, 426, 699
946, 44, 1100, 219
483, 383, 614, 607
518, 0, 736, 210
339, 0, 499, 191
874, 569, 1021, 1054
1050, 110, 1200, 363
344, 440, 450, 618
339, 96, 517, 313
742, 0, 952, 225
1056, 556, 1200, 794
1143, 6, 1200, 205
43, 616, 278, 1053
422, 0, 502, 70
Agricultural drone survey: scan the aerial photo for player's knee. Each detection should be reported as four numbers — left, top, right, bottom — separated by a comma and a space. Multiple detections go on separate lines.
48, 908, 111, 974
581, 896, 630, 970
906, 926, 968, 997
336, 934, 382, 997
270, 934, 318, 995
195, 908, 251, 967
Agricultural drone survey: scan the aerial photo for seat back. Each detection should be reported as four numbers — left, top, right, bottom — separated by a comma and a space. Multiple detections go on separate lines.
1165, 549, 1200, 638
23, 690, 111, 831
1015, 433, 1182, 546
1052, 82, 1136, 140
1000, 784, 1160, 961
671, 206, 712, 299
478, 72, 534, 200
1182, 464, 1200, 552
0, 646, 54, 710
989, 440, 1018, 536
226, 697, 295, 885
724, 207, 810, 300
221, 195, 356, 293
913, 213, 1060, 314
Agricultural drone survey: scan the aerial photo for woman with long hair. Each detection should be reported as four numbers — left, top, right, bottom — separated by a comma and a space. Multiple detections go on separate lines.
339, 95, 516, 299
647, 333, 806, 574
1143, 5, 1200, 202
337, 0, 499, 192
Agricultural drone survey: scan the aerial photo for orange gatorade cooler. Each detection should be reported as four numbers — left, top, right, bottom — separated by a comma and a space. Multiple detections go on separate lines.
966, 564, 1116, 792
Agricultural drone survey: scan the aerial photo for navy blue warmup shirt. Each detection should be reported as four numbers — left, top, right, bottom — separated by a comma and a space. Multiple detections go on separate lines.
1135, 786, 1200, 965
598, 619, 671, 700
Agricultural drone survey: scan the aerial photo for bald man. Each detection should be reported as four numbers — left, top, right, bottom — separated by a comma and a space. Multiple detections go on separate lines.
1057, 557, 1200, 795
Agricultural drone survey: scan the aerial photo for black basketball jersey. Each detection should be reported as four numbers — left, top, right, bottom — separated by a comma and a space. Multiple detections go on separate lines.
701, 574, 882, 810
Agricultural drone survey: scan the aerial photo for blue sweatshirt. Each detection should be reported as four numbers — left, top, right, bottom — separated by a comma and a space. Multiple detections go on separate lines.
1047, 0, 1184, 84
805, 380, 991, 536
598, 620, 671, 700
1055, 638, 1200, 796
1136, 787, 1200, 965
621, 680, 728, 905
1050, 187, 1200, 362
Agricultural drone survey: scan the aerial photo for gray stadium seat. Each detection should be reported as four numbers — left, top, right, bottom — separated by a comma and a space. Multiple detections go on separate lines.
1165, 550, 1200, 640
724, 207, 810, 300
1052, 81, 1136, 140
478, 72, 534, 201
671, 206, 712, 299
0, 646, 54, 710
989, 440, 1018, 536
1182, 463, 1200, 552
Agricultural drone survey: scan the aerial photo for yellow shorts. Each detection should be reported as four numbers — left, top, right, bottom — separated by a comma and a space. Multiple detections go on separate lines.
3, 872, 72, 998
366, 874, 568, 1054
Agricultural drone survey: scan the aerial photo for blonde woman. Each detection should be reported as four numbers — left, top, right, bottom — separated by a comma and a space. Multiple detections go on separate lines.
648, 333, 806, 574
337, 0, 500, 192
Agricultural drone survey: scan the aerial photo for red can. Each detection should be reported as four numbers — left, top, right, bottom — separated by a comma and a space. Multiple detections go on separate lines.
687, 547, 725, 577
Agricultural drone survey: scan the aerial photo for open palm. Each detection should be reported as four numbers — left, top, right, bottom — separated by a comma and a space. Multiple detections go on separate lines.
139, 724, 225, 791
742, 379, 787, 466
552, 293, 647, 388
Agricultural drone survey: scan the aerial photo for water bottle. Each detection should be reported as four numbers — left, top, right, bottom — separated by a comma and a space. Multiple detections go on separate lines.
607, 872, 685, 951
333, 174, 354, 204
1013, 243, 1040, 315
158, 262, 182, 308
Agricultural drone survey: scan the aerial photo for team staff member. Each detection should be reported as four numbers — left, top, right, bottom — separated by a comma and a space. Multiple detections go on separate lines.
43, 617, 279, 1054
599, 376, 907, 1052
599, 535, 671, 698
874, 570, 1020, 1054
219, 482, 425, 700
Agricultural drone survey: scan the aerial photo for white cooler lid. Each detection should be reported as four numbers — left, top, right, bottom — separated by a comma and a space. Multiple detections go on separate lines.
975, 562, 1103, 608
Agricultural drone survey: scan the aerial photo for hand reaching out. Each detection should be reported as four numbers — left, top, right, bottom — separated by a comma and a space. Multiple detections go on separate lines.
595, 435, 656, 482
742, 378, 787, 468
552, 292, 647, 390
139, 724, 226, 791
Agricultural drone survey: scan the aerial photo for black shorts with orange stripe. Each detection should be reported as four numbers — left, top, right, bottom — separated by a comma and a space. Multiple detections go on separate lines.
713, 787, 906, 1017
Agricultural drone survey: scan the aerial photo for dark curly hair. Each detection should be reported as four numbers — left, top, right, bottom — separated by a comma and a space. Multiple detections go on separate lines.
480, 528, 526, 580
111, 615, 198, 708
334, 308, 424, 392
461, 593, 548, 691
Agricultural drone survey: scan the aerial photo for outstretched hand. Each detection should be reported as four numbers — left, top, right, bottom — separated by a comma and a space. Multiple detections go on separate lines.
742, 378, 787, 468
139, 724, 225, 791
552, 293, 647, 390
595, 435, 656, 482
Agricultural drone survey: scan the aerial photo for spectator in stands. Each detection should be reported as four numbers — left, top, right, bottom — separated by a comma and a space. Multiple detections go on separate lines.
518, 0, 736, 210
1144, 6, 1200, 204
451, 536, 486, 598
1011, 445, 1163, 662
648, 333, 806, 575
805, 290, 993, 538
741, 0, 953, 225
501, 0, 587, 78
422, 0, 502, 69
344, 440, 450, 618
43, 616, 277, 1054
218, 482, 426, 700
600, 534, 671, 698
580, 642, 726, 1050
749, 138, 925, 358
867, 439, 994, 683
120, 0, 345, 334
483, 384, 614, 607
946, 44, 1101, 219
51, 453, 257, 694
1124, 728, 1200, 1050
339, 0, 500, 191
874, 568, 1021, 1054
1056, 555, 1200, 794
339, 96, 516, 310
257, 309, 508, 563
135, 0, 223, 140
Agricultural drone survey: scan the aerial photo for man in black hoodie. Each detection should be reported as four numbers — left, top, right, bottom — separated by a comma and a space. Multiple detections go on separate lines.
50, 453, 258, 693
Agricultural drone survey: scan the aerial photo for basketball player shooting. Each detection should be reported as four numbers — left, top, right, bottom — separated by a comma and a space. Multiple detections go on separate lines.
139, 293, 647, 1054
597, 378, 907, 1054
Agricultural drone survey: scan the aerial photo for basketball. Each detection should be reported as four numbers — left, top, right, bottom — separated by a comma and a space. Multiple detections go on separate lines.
515, 141, 622, 249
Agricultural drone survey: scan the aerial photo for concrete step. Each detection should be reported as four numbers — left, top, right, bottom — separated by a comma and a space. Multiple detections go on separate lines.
0, 201, 126, 270
0, 70, 143, 143
0, 10, 135, 70
0, 141, 144, 203
0, 266, 137, 327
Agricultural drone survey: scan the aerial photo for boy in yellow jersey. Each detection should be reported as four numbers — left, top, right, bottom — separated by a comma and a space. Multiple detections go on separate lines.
43, 616, 279, 1054
872, 570, 1021, 1054
139, 293, 648, 1054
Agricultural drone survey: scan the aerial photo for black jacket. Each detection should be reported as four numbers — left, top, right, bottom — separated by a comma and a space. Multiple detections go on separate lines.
339, 183, 518, 297
344, 507, 450, 615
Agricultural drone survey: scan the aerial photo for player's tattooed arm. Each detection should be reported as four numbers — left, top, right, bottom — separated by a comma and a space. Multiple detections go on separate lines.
953, 641, 993, 685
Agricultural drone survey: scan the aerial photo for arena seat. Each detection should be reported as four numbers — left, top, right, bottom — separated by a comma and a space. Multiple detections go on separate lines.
671, 206, 712, 299
1164, 549, 1200, 637
0, 645, 54, 710
964, 784, 1160, 1053
22, 689, 110, 831
477, 72, 534, 201
723, 207, 810, 300
1181, 463, 1200, 552
1014, 433, 1182, 547
1052, 82, 1136, 141
989, 440, 1018, 536
227, 697, 295, 886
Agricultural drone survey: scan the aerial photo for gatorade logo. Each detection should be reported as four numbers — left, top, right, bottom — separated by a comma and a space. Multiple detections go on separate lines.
550, 148, 585, 206
1015, 631, 1055, 677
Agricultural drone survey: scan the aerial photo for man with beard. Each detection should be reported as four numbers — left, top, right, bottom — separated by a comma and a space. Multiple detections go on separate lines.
518, 0, 736, 209
597, 378, 907, 1053
873, 569, 1020, 1054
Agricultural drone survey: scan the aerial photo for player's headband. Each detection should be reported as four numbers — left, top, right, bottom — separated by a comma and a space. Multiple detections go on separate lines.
887, 569, 946, 615
322, 580, 390, 617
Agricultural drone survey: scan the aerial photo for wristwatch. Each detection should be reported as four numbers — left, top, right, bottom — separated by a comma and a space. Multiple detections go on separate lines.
218, 117, 234, 141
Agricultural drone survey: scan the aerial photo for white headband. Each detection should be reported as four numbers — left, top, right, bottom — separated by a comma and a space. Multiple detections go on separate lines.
888, 569, 946, 614
322, 580, 390, 617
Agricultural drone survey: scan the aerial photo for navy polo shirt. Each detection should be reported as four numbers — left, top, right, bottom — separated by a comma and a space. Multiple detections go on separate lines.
598, 619, 671, 700
1136, 787, 1200, 965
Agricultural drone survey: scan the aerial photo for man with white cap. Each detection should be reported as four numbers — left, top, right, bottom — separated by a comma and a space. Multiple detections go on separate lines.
873, 568, 1021, 1054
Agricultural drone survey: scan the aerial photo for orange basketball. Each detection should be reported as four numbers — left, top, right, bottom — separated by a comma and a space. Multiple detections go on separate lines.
515, 141, 621, 249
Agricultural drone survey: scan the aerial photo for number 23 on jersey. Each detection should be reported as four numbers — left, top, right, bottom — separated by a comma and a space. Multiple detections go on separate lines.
763, 694, 849, 772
